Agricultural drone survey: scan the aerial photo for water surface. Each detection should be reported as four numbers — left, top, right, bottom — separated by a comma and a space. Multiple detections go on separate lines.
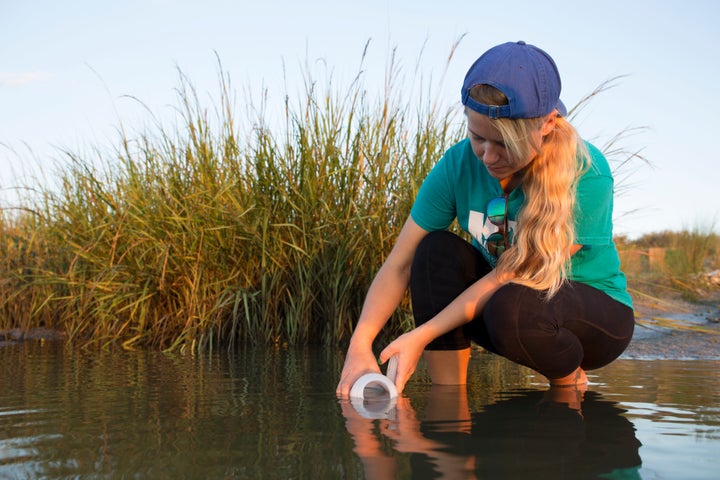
1, 342, 718, 479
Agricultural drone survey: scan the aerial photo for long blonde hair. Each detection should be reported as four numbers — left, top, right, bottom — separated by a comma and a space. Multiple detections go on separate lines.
469, 85, 589, 297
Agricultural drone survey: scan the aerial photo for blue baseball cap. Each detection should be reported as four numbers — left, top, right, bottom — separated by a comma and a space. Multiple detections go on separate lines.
461, 41, 567, 119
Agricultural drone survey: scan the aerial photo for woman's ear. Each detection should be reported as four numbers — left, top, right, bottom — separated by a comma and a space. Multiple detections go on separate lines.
540, 111, 559, 137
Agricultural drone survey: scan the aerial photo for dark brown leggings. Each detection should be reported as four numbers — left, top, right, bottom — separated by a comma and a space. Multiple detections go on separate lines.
410, 231, 635, 379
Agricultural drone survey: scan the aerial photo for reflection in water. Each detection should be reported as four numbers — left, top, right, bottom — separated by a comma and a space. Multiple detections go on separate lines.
0, 342, 358, 479
342, 385, 642, 479
1, 342, 718, 478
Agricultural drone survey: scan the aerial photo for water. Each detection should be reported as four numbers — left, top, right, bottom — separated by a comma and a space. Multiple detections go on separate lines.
1, 342, 718, 479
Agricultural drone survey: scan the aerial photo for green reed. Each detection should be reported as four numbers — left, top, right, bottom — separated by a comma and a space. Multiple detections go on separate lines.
0, 48, 464, 351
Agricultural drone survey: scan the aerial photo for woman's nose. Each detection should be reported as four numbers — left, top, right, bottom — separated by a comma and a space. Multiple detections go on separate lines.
483, 142, 500, 163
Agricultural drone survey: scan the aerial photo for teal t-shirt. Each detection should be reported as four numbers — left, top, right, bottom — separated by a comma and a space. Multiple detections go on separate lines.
410, 138, 633, 308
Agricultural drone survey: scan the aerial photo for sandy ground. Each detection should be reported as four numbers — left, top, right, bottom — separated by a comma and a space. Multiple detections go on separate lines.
624, 296, 720, 360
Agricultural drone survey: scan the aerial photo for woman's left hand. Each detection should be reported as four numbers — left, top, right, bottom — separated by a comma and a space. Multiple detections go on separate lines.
378, 330, 429, 394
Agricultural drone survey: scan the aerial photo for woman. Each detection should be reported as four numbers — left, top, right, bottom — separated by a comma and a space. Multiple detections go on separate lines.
336, 41, 634, 396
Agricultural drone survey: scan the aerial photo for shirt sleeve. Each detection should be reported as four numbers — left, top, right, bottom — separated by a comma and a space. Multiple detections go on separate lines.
410, 154, 457, 232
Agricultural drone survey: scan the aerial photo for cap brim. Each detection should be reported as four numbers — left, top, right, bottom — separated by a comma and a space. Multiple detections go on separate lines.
556, 99, 567, 117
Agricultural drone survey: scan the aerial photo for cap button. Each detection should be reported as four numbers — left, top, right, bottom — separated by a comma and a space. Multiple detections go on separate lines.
517, 40, 526, 45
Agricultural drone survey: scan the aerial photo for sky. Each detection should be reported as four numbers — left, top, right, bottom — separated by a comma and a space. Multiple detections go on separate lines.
2, 0, 719, 239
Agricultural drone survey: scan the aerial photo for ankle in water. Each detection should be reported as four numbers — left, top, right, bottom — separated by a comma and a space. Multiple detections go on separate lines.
549, 368, 587, 387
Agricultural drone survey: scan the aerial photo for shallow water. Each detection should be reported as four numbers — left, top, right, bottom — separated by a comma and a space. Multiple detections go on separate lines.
1, 342, 718, 479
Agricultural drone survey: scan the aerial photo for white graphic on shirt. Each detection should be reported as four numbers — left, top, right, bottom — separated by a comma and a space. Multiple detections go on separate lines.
468, 210, 487, 244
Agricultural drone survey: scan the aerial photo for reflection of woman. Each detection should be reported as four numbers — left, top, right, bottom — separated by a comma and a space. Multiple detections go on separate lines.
337, 41, 634, 396
341, 387, 642, 479
439, 389, 642, 479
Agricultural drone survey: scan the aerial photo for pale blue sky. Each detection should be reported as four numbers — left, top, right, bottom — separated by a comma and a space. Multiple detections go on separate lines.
2, 0, 718, 239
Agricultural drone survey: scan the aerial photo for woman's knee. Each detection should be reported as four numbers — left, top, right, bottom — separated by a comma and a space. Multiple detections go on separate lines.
412, 231, 488, 284
413, 231, 465, 269
479, 285, 571, 369
481, 284, 588, 378
483, 284, 527, 329
410, 231, 482, 333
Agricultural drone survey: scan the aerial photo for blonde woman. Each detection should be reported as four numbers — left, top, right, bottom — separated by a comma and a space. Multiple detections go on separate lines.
336, 41, 634, 396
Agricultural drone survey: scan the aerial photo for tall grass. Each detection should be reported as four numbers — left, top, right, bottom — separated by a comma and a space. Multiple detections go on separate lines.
1, 45, 658, 352
0, 48, 464, 352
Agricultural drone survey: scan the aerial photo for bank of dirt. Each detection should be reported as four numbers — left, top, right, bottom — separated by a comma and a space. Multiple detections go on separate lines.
624, 293, 720, 360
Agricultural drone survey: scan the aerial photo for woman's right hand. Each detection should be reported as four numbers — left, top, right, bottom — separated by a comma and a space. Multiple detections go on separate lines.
336, 342, 381, 398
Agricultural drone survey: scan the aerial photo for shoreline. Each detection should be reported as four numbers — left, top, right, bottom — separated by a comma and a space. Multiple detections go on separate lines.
2, 298, 719, 359
624, 295, 720, 360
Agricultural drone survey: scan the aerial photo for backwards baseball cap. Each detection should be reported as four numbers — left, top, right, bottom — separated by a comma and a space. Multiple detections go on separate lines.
461, 41, 567, 119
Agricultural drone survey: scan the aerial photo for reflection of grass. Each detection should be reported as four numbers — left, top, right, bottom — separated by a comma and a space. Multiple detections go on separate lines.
0, 46, 654, 352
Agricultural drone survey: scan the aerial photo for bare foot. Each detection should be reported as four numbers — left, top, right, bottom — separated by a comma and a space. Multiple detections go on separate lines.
548, 367, 588, 387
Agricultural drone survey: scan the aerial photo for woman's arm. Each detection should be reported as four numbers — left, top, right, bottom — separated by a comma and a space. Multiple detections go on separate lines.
336, 217, 429, 397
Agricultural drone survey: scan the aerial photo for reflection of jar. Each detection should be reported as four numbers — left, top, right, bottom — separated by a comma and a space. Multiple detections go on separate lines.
349, 357, 398, 419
